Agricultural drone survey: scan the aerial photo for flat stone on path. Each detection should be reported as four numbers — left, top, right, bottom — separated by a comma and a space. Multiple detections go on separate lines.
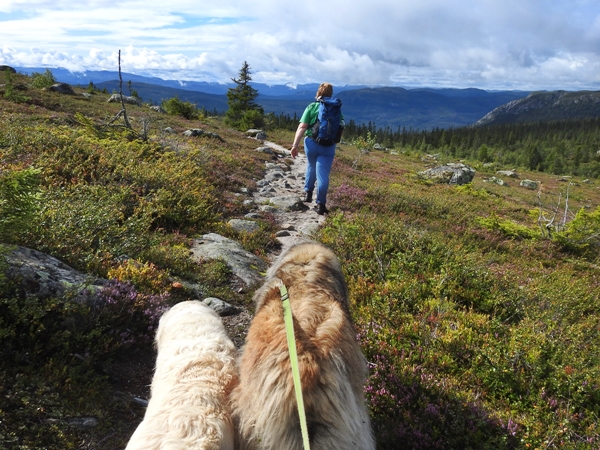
189, 233, 266, 287
268, 195, 304, 211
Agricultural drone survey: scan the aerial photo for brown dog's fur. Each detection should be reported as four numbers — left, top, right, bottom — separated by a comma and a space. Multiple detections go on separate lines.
232, 242, 375, 450
125, 301, 238, 450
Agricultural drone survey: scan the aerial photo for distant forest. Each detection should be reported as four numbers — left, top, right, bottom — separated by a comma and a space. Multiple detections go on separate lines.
270, 113, 600, 179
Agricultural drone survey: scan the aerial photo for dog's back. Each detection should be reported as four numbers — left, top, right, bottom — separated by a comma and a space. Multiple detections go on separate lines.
233, 242, 375, 450
126, 301, 238, 450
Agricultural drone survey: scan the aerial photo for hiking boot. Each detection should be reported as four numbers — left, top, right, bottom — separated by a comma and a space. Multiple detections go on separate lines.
302, 191, 313, 203
316, 203, 328, 215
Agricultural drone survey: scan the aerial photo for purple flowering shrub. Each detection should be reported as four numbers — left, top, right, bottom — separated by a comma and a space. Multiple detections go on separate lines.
328, 183, 369, 211
358, 321, 519, 450
91, 279, 170, 353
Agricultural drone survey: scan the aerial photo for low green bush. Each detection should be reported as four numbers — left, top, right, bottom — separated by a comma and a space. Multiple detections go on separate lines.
0, 167, 41, 243
30, 69, 57, 89
161, 96, 200, 120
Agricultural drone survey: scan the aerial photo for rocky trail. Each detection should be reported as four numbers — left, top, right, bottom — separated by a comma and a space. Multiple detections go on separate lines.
256, 140, 327, 250
215, 139, 329, 348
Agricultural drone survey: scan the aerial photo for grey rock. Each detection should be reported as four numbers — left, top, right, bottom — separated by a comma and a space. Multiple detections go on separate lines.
264, 171, 285, 182
228, 219, 260, 233
66, 417, 98, 429
299, 223, 320, 236
107, 93, 142, 106
259, 205, 278, 213
183, 129, 222, 140
483, 176, 508, 186
520, 179, 539, 190
190, 234, 266, 287
497, 170, 519, 178
202, 297, 239, 316
256, 146, 275, 155
256, 179, 270, 187
150, 105, 166, 113
48, 83, 76, 95
3, 246, 107, 305
246, 129, 267, 140
419, 163, 476, 185
183, 128, 205, 137
269, 195, 304, 211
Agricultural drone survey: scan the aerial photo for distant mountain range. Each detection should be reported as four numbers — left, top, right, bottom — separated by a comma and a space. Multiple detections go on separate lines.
14, 67, 600, 129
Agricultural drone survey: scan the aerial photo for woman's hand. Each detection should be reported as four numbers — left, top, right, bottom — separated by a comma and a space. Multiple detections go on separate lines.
290, 122, 309, 159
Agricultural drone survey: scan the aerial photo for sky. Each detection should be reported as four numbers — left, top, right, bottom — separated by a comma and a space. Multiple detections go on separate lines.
1, 0, 599, 91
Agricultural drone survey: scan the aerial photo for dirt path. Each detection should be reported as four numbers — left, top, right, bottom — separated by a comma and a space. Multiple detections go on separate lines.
258, 140, 327, 258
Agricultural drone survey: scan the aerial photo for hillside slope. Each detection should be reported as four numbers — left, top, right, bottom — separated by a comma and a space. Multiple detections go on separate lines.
476, 90, 600, 126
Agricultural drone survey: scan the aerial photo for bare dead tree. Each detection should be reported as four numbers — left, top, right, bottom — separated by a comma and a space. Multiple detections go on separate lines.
536, 182, 574, 237
107, 50, 132, 130
118, 50, 131, 129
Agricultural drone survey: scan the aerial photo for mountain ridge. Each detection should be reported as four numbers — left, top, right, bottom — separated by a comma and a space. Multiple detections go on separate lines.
476, 90, 600, 126
17, 66, 587, 130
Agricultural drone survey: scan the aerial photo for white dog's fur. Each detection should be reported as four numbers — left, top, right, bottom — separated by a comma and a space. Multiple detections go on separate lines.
125, 301, 238, 450
232, 242, 375, 450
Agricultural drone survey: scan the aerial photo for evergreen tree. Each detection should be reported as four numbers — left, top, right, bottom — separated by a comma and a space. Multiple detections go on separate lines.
225, 61, 264, 130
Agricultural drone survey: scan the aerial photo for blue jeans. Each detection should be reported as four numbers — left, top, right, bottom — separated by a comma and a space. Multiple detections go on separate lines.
303, 137, 336, 205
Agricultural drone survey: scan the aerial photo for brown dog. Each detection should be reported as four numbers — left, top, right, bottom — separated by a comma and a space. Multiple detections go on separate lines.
232, 242, 375, 450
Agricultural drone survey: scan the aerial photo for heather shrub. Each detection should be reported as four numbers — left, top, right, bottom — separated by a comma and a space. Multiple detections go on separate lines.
0, 167, 41, 242
318, 209, 600, 448
107, 259, 171, 294
25, 183, 155, 273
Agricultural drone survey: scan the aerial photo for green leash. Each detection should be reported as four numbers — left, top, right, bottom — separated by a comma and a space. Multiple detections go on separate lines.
279, 282, 311, 450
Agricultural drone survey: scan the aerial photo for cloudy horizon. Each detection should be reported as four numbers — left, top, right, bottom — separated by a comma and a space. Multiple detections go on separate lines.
1, 0, 599, 91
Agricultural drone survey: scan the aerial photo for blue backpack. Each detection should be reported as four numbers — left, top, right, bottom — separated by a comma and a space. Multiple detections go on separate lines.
311, 97, 344, 146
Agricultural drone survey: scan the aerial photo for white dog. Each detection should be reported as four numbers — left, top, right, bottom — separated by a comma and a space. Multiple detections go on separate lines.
125, 301, 238, 450
232, 242, 375, 450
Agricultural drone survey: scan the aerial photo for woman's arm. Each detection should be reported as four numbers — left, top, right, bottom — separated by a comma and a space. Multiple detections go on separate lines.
290, 122, 309, 158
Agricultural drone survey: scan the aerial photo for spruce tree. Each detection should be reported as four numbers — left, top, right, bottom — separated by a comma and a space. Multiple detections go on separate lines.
225, 61, 264, 130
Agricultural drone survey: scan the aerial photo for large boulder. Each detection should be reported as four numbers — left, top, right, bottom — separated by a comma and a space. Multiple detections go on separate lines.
0, 65, 17, 73
48, 83, 76, 95
2, 246, 107, 305
419, 163, 476, 185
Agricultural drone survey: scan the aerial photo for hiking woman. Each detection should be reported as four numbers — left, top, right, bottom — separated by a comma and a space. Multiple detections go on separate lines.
290, 82, 343, 215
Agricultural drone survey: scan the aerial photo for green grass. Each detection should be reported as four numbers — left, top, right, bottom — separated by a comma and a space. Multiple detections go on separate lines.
1, 70, 600, 449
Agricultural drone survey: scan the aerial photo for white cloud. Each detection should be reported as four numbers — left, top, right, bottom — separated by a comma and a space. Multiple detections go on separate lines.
0, 0, 599, 90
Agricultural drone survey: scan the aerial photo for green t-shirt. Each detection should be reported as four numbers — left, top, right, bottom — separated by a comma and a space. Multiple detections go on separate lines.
300, 100, 344, 137
300, 102, 320, 137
